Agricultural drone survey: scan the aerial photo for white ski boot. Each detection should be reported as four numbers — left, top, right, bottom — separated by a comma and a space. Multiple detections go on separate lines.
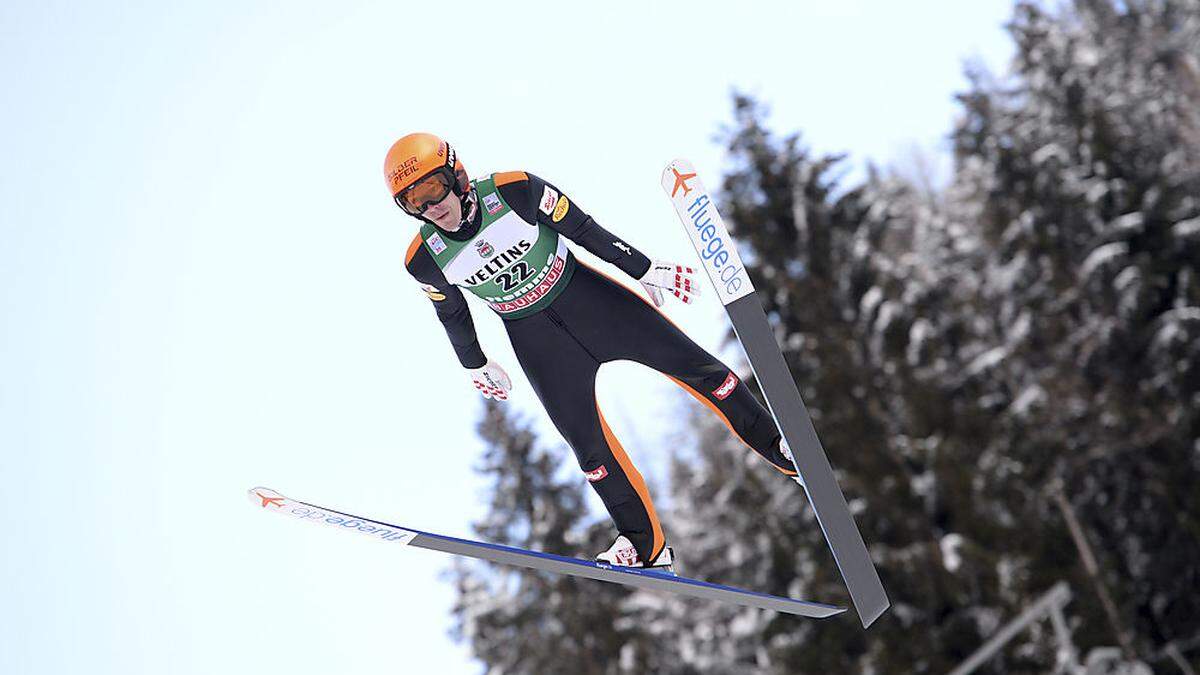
780, 437, 806, 488
594, 535, 676, 575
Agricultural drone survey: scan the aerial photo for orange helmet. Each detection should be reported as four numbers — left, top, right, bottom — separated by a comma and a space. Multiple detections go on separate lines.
383, 133, 472, 219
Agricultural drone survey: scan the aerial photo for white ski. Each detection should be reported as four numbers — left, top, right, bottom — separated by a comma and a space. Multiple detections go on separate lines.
248, 487, 845, 619
660, 159, 890, 628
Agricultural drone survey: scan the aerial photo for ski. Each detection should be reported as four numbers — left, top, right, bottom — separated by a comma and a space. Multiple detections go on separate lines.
660, 159, 890, 628
248, 487, 845, 619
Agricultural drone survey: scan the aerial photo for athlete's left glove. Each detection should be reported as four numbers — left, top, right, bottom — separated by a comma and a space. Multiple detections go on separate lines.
638, 259, 701, 307
467, 358, 513, 401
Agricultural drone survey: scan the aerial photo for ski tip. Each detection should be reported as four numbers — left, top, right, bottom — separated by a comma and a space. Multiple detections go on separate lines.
660, 158, 702, 197
660, 158, 694, 179
247, 486, 287, 508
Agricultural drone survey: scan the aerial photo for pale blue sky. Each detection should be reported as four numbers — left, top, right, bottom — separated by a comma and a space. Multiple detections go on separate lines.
1, 1, 1012, 673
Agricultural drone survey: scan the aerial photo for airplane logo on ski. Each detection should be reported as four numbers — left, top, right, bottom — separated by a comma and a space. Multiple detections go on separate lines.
254, 491, 285, 508
668, 167, 697, 198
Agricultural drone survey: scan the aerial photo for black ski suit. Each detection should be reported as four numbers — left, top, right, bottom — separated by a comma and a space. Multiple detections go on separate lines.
404, 171, 796, 563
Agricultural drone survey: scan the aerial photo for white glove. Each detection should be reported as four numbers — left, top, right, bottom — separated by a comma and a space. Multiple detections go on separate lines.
638, 259, 701, 307
467, 358, 512, 401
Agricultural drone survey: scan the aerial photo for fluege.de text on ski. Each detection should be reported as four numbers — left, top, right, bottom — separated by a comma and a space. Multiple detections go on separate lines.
687, 194, 749, 301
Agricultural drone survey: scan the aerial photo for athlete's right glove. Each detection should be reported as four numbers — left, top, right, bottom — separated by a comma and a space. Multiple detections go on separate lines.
638, 259, 701, 308
467, 358, 513, 401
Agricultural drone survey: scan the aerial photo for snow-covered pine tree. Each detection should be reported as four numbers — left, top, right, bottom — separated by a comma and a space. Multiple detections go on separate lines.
657, 0, 1200, 668
949, 0, 1200, 665
654, 95, 997, 674
453, 2, 1199, 672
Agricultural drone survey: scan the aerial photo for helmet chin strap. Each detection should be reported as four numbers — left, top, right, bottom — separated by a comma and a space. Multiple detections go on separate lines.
459, 188, 479, 227
417, 186, 478, 232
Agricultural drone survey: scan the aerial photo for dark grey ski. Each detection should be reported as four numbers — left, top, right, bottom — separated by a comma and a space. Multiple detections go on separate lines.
248, 487, 845, 619
662, 159, 890, 627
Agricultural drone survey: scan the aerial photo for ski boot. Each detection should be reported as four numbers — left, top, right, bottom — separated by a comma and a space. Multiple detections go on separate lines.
595, 535, 677, 575
779, 437, 806, 488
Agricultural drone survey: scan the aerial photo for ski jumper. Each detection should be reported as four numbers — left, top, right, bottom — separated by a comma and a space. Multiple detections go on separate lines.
404, 171, 798, 562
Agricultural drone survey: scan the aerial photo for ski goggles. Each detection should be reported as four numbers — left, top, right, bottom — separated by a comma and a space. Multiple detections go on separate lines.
394, 168, 456, 216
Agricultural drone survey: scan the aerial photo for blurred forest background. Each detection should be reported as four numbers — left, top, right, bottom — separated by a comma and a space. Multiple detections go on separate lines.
449, 1, 1200, 672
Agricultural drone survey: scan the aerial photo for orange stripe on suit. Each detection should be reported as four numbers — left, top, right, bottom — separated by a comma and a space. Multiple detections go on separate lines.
596, 403, 665, 561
